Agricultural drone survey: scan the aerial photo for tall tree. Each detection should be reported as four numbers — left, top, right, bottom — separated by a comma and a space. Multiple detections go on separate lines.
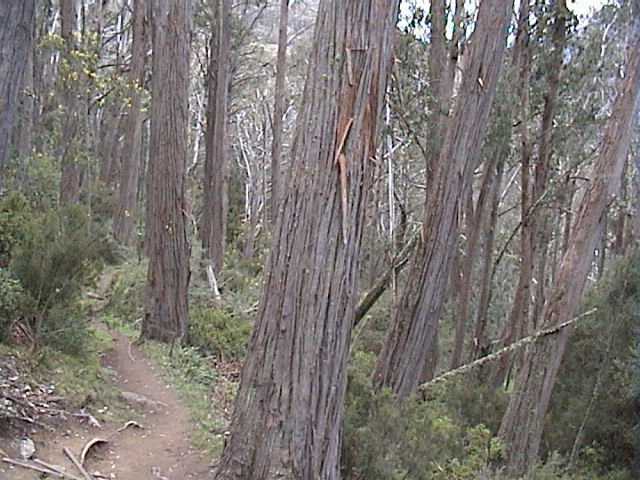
201, 0, 231, 276
213, 1, 399, 478
113, 0, 148, 245
373, 0, 513, 399
499, 16, 640, 474
141, 0, 191, 343
269, 0, 289, 224
0, 0, 36, 187
59, 0, 83, 204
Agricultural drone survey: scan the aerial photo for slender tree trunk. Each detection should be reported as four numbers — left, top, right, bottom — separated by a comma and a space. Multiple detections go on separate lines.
450, 153, 499, 369
0, 0, 36, 187
373, 0, 513, 400
141, 0, 191, 343
113, 0, 147, 245
471, 157, 505, 360
529, 0, 568, 329
201, 0, 231, 276
214, 2, 399, 478
499, 22, 640, 475
59, 0, 84, 204
270, 0, 289, 224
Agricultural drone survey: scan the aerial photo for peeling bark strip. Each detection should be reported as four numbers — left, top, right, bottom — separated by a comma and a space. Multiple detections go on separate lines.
213, 2, 400, 479
142, 0, 191, 343
373, 0, 513, 400
499, 23, 640, 475
0, 0, 36, 186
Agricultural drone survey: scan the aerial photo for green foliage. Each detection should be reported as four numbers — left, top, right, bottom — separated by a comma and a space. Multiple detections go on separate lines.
342, 352, 505, 480
0, 193, 31, 266
188, 306, 252, 361
105, 261, 147, 323
4, 205, 115, 353
545, 252, 640, 472
0, 269, 26, 341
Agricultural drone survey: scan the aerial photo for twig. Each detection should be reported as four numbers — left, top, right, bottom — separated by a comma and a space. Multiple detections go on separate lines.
33, 459, 83, 480
418, 308, 599, 391
2, 457, 67, 478
63, 447, 94, 480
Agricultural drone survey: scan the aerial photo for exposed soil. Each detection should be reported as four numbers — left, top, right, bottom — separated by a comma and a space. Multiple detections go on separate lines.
0, 329, 212, 479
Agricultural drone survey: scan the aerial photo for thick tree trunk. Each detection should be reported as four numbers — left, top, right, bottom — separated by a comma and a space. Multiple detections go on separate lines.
141, 0, 191, 343
499, 25, 640, 475
0, 0, 36, 187
201, 0, 231, 276
213, 2, 398, 478
269, 0, 289, 224
113, 0, 147, 245
373, 0, 513, 400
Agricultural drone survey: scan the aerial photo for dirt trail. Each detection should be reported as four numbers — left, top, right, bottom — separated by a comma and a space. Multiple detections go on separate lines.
1, 330, 212, 479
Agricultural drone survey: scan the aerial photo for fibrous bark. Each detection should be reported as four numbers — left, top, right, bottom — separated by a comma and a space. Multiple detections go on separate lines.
0, 0, 36, 187
141, 0, 191, 343
201, 0, 231, 276
499, 21, 640, 475
373, 0, 513, 399
213, 2, 399, 478
113, 0, 147, 245
269, 0, 289, 224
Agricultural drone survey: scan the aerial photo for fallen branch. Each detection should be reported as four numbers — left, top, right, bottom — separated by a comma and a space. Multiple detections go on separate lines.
116, 420, 144, 433
63, 447, 94, 480
34, 459, 83, 480
418, 308, 599, 391
2, 457, 79, 479
79, 438, 108, 467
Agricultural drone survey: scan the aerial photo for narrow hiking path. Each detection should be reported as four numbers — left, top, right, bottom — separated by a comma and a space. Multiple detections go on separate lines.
1, 287, 213, 480
1, 328, 212, 479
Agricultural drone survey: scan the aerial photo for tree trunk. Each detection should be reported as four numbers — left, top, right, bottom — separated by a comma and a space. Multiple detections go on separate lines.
373, 0, 513, 400
498, 22, 640, 475
269, 0, 289, 224
201, 0, 231, 277
213, 2, 398, 478
59, 0, 83, 204
0, 0, 36, 187
470, 157, 505, 360
141, 0, 191, 344
113, 0, 147, 245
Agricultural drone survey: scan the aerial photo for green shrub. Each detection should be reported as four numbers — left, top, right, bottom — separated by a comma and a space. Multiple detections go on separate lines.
0, 268, 26, 341
0, 192, 31, 267
7, 205, 114, 353
106, 261, 147, 323
188, 306, 252, 361
342, 351, 504, 480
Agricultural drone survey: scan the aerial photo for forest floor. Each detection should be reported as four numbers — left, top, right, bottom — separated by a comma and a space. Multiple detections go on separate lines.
0, 274, 215, 479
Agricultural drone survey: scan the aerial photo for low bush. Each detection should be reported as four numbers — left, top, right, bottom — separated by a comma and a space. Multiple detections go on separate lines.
188, 306, 252, 361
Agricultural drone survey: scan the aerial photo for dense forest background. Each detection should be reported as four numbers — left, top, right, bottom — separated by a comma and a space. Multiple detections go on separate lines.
1, 0, 640, 479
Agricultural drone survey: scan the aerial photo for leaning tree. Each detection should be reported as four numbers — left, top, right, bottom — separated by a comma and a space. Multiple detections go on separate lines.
214, 1, 400, 478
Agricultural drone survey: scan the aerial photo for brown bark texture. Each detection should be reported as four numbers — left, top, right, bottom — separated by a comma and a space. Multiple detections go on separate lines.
0, 0, 36, 186
142, 0, 191, 343
373, 0, 513, 399
499, 24, 640, 475
201, 0, 231, 276
269, 0, 289, 224
113, 0, 147, 245
213, 2, 399, 478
